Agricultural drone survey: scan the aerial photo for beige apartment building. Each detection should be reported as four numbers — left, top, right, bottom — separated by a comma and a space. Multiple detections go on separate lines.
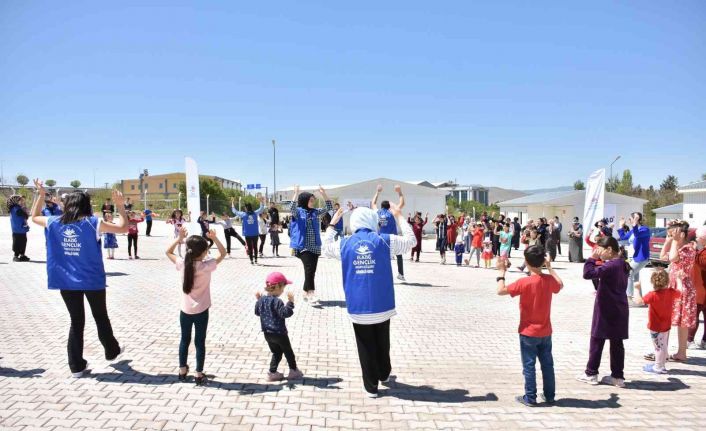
120, 171, 241, 201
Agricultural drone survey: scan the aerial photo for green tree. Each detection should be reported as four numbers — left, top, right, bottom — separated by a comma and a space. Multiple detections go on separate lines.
616, 169, 634, 195
176, 177, 259, 215
606, 175, 620, 192
573, 180, 585, 190
45, 179, 56, 187
702, 173, 706, 181
70, 180, 81, 189
660, 175, 678, 192
16, 174, 29, 187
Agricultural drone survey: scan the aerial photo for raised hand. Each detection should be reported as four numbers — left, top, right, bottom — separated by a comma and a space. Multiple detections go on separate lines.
255, 291, 262, 300
394, 184, 401, 194
294, 184, 300, 194
178, 226, 188, 239
206, 229, 217, 240
33, 178, 46, 196
376, 184, 383, 192
287, 291, 294, 303
112, 189, 125, 208
389, 203, 402, 217
318, 184, 326, 195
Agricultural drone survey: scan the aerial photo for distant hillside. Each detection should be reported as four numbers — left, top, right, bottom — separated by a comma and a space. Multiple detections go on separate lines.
520, 186, 573, 194
488, 187, 527, 204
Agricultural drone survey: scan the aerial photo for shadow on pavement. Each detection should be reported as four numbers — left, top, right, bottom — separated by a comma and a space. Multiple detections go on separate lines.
660, 368, 706, 377
0, 362, 45, 378
27, 260, 47, 264
626, 377, 690, 391
382, 377, 497, 403
313, 300, 347, 308
90, 360, 179, 385
400, 282, 449, 288
554, 393, 620, 409
216, 377, 343, 394
106, 272, 129, 277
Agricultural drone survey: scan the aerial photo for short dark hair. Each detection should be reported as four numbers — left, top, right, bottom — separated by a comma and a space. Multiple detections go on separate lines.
524, 245, 545, 268
381, 200, 390, 209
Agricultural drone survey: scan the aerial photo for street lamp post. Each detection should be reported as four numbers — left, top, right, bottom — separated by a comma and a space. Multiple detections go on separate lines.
609, 155, 621, 192
178, 192, 182, 210
272, 139, 276, 203
206, 194, 210, 215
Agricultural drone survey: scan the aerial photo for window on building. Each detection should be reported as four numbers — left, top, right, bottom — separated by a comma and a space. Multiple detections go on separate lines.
159, 183, 163, 189
131, 185, 135, 190
173, 183, 177, 189
460, 190, 468, 202
689, 213, 694, 219
144, 183, 148, 190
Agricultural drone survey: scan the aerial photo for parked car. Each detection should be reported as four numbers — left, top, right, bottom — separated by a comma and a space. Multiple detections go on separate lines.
649, 227, 696, 266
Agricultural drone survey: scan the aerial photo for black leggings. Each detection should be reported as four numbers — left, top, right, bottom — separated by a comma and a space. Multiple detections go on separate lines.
179, 309, 209, 373
60, 290, 121, 373
127, 234, 138, 256
12, 233, 27, 257
264, 332, 297, 373
298, 251, 319, 292
258, 234, 267, 255
245, 236, 259, 262
353, 320, 391, 394
224, 228, 245, 253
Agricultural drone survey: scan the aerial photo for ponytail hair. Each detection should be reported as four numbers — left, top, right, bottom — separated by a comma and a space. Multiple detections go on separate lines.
182, 235, 209, 295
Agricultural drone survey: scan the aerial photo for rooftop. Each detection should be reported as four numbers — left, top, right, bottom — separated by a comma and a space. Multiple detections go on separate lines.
679, 180, 706, 192
652, 203, 683, 214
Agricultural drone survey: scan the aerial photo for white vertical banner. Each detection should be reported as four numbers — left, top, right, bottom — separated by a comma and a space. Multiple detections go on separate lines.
185, 157, 201, 235
582, 168, 606, 243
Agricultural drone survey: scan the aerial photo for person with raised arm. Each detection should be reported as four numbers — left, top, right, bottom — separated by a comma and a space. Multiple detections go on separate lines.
289, 185, 333, 305
30, 179, 129, 378
617, 212, 651, 306
371, 184, 406, 281
232, 195, 266, 265
322, 203, 416, 398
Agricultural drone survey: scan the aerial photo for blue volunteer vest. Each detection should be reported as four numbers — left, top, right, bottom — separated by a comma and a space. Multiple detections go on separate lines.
340, 229, 395, 315
46, 216, 106, 290
334, 217, 343, 230
242, 212, 259, 237
290, 207, 322, 250
377, 208, 397, 235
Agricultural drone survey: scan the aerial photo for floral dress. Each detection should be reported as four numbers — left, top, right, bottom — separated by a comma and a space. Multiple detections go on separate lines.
671, 243, 697, 328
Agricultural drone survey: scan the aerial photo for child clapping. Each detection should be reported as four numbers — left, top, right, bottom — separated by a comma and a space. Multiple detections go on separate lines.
255, 272, 304, 381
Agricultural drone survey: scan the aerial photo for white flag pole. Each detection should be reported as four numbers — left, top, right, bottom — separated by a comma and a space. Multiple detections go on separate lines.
185, 157, 201, 235
582, 168, 606, 245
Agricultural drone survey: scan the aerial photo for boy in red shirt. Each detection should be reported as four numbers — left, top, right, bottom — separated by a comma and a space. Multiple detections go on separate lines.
497, 245, 563, 406
643, 268, 680, 374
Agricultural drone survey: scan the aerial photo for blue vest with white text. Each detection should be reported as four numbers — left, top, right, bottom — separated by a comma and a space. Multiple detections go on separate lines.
242, 212, 259, 237
340, 229, 395, 315
290, 208, 322, 250
46, 216, 106, 290
377, 208, 397, 235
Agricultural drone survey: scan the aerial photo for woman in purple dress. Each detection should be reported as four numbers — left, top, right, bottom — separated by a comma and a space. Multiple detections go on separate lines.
577, 236, 631, 388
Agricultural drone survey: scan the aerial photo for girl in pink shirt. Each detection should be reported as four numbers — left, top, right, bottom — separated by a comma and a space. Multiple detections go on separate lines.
166, 227, 226, 386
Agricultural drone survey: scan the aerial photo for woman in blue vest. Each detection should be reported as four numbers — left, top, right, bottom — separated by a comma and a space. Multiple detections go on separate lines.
30, 179, 129, 377
289, 185, 333, 305
232, 195, 266, 265
371, 184, 406, 281
323, 203, 417, 397
7, 194, 31, 262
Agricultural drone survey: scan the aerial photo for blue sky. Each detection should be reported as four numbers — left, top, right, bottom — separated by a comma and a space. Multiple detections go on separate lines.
1, 1, 704, 191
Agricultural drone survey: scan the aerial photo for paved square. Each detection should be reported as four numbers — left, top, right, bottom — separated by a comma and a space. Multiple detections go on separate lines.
1, 219, 705, 430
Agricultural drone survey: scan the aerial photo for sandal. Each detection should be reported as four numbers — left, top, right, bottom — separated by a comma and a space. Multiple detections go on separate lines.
195, 374, 208, 386
668, 354, 687, 362
644, 353, 655, 361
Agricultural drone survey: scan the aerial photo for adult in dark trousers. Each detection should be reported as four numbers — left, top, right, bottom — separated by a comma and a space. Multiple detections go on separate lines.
7, 195, 30, 261
101, 198, 114, 216
30, 179, 127, 377
232, 195, 266, 264
289, 185, 332, 305
323, 203, 416, 397
371, 183, 406, 281
268, 201, 280, 225
554, 216, 563, 255
512, 217, 522, 251
215, 203, 246, 256
197, 211, 216, 247
143, 204, 160, 236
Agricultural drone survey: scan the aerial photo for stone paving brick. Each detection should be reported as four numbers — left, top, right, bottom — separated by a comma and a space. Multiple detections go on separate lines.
3, 220, 706, 430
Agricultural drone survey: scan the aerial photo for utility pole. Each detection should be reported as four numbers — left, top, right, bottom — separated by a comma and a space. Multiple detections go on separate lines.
609, 156, 621, 192
272, 139, 276, 203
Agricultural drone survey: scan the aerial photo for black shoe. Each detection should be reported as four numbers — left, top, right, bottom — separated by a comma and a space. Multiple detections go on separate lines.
13, 257, 20, 262
540, 394, 555, 405
515, 395, 537, 407
18, 256, 30, 262
178, 366, 189, 382
195, 375, 208, 386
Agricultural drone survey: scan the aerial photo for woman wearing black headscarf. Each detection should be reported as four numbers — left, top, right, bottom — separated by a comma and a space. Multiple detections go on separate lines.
289, 185, 333, 305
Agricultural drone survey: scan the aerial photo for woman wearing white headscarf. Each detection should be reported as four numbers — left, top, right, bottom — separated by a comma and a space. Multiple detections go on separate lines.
323, 204, 417, 398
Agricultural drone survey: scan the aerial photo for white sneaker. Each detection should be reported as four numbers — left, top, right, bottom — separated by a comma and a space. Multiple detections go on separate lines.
397, 274, 405, 281
687, 341, 697, 349
600, 376, 625, 388
72, 364, 88, 378
309, 293, 319, 305
363, 386, 378, 398
576, 373, 599, 385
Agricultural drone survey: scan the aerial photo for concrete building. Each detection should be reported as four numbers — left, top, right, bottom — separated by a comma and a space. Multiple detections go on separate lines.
405, 180, 489, 205
498, 190, 648, 241
652, 203, 683, 228
276, 178, 448, 233
120, 171, 241, 201
679, 180, 706, 227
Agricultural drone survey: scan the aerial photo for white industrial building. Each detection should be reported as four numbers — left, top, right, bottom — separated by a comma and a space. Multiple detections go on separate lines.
498, 190, 648, 241
679, 180, 706, 227
275, 178, 448, 233
652, 203, 683, 228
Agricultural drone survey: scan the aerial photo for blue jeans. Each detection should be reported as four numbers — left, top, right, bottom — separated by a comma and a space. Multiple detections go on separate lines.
520, 334, 555, 403
627, 259, 648, 297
